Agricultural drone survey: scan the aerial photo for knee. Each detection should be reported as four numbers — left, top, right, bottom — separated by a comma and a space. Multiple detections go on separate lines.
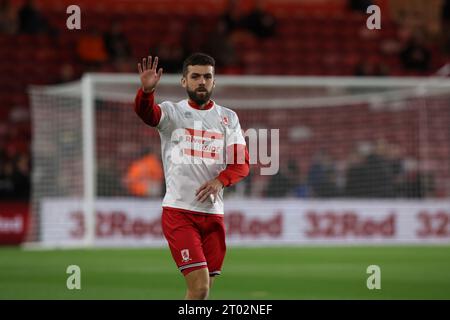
189, 284, 209, 300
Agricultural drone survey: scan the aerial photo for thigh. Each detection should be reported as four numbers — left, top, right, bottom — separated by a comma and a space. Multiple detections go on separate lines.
162, 208, 207, 275
202, 215, 226, 277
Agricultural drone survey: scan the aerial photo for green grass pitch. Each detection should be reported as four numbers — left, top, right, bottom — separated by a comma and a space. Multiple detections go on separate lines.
1, 246, 449, 299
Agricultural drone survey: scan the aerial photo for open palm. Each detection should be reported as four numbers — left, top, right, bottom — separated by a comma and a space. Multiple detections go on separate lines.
138, 56, 163, 93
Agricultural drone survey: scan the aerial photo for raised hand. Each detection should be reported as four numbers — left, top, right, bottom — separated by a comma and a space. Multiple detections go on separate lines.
138, 56, 163, 93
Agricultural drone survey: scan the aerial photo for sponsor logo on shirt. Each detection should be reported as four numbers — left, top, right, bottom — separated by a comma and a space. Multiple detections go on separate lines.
183, 128, 224, 160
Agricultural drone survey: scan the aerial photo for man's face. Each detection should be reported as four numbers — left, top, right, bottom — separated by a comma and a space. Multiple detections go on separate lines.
182, 65, 215, 106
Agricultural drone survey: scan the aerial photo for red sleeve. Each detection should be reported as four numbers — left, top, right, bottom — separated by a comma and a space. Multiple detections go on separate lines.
134, 88, 162, 127
217, 144, 250, 187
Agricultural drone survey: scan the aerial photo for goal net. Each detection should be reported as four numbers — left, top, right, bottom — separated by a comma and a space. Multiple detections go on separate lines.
28, 74, 450, 247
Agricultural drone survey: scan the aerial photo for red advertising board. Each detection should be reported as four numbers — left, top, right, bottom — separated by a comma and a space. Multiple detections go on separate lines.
0, 202, 29, 245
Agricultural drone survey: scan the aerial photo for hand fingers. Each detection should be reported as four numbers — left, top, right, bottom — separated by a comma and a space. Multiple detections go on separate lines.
157, 68, 163, 79
196, 186, 208, 197
152, 56, 158, 70
203, 188, 218, 203
196, 182, 208, 195
139, 56, 160, 73
198, 189, 212, 202
196, 186, 212, 202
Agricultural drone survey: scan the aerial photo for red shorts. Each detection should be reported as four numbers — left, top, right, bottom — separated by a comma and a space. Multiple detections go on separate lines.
161, 207, 226, 277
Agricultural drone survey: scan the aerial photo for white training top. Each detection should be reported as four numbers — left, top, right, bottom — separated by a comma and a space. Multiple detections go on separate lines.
156, 99, 246, 214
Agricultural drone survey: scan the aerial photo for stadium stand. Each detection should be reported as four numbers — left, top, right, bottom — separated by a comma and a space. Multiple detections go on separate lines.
0, 0, 449, 202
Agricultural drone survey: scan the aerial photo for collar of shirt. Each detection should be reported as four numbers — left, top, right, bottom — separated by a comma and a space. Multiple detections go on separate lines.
188, 99, 214, 111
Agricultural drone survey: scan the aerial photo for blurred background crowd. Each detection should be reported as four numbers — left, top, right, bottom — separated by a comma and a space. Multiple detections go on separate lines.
0, 0, 449, 201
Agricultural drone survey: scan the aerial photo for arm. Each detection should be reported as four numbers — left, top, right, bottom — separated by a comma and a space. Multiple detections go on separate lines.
217, 144, 250, 187
135, 55, 163, 127
134, 88, 162, 127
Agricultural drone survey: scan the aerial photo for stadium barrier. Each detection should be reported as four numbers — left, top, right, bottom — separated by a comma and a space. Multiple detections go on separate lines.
39, 199, 450, 247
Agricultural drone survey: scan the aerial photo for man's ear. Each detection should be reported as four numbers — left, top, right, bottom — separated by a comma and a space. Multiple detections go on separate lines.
181, 77, 186, 88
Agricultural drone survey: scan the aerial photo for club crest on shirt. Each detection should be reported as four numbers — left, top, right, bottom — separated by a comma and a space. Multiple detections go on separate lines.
181, 249, 192, 262
221, 116, 229, 126
184, 111, 193, 118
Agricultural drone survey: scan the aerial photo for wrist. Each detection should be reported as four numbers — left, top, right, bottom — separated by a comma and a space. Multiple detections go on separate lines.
216, 176, 226, 188
142, 86, 155, 94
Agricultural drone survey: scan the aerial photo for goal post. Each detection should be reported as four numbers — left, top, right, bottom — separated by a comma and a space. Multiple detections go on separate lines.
28, 74, 450, 248
81, 75, 96, 247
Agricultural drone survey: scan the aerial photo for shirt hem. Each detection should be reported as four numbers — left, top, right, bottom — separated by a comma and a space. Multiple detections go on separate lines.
162, 204, 224, 215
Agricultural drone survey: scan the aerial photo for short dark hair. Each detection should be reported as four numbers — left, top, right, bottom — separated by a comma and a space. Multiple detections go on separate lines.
182, 53, 215, 77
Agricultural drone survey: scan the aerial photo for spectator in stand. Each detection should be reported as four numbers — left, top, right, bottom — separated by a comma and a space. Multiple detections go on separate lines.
220, 0, 244, 36
400, 30, 432, 72
348, 0, 373, 13
220, 0, 276, 42
11, 152, 30, 200
0, 0, 17, 34
55, 63, 76, 84
362, 146, 388, 197
307, 150, 338, 198
76, 29, 109, 70
383, 143, 405, 197
18, 0, 54, 35
354, 61, 389, 76
399, 158, 435, 198
371, 139, 397, 197
345, 148, 366, 198
241, 0, 276, 39
97, 158, 125, 196
156, 44, 184, 74
443, 0, 450, 23
104, 21, 132, 71
204, 20, 242, 74
182, 19, 207, 57
289, 159, 310, 198
264, 159, 297, 198
156, 22, 184, 73
354, 61, 375, 76
346, 140, 394, 198
124, 148, 164, 198
354, 57, 390, 76
440, 0, 450, 53
372, 62, 390, 76
219, 0, 253, 47
0, 151, 14, 199
243, 166, 254, 197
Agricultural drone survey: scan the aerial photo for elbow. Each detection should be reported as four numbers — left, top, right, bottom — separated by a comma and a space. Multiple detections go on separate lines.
134, 98, 144, 120
233, 163, 250, 184
133, 102, 159, 127
134, 106, 148, 125
242, 163, 250, 179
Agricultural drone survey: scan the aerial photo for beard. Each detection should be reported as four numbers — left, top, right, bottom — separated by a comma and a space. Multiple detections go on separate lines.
187, 87, 212, 106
